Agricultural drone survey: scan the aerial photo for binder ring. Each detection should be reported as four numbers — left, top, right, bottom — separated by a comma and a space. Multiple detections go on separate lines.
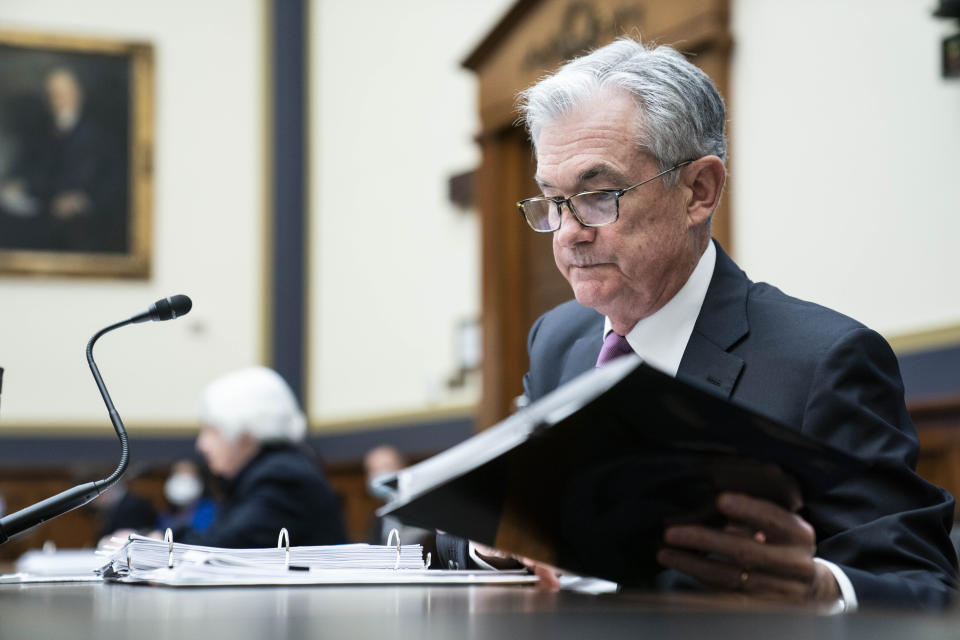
386, 527, 401, 570
277, 527, 291, 570
125, 531, 135, 572
163, 528, 174, 568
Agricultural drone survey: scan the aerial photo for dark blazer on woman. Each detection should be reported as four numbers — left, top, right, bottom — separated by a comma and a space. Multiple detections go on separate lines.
176, 444, 347, 549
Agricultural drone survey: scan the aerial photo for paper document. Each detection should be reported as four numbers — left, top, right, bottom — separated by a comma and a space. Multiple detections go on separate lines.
100, 534, 537, 587
0, 548, 104, 583
105, 534, 427, 573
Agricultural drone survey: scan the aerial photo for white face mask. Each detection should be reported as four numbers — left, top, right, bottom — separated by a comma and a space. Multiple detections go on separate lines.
164, 473, 203, 507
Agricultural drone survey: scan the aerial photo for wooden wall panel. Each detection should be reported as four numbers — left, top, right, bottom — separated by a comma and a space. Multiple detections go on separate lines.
325, 461, 380, 544
0, 463, 381, 559
913, 398, 960, 504
0, 468, 165, 559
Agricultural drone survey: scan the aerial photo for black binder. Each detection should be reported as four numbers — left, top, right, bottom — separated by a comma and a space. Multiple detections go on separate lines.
379, 356, 864, 587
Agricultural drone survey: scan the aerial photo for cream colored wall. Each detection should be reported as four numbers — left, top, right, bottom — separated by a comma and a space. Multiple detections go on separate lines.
307, 0, 514, 423
730, 0, 960, 337
4, 0, 951, 430
0, 0, 266, 429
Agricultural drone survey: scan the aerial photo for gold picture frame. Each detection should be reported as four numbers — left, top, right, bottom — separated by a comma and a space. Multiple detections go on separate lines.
0, 30, 153, 278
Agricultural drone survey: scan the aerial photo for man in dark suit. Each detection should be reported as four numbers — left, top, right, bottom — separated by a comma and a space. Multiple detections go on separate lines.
492, 38, 956, 608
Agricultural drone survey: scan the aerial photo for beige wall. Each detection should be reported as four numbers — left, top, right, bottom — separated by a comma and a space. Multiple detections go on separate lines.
307, 0, 514, 423
0, 0, 266, 428
730, 0, 960, 336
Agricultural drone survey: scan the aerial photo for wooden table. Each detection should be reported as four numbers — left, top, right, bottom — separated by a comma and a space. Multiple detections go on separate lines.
0, 581, 957, 640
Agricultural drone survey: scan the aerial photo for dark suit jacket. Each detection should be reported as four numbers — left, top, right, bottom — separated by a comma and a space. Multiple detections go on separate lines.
522, 241, 957, 608
176, 444, 347, 548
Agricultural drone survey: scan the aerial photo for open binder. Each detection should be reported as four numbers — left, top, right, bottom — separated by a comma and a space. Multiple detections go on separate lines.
99, 529, 535, 587
378, 355, 864, 587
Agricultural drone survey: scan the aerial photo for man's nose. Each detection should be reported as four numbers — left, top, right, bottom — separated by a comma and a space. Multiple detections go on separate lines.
553, 202, 595, 246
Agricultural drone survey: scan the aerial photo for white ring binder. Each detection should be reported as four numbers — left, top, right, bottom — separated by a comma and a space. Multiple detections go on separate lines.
163, 528, 174, 568
98, 532, 538, 586
277, 528, 290, 570
386, 528, 401, 570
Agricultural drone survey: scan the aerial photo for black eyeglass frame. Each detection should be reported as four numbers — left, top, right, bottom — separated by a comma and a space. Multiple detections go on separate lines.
516, 160, 694, 233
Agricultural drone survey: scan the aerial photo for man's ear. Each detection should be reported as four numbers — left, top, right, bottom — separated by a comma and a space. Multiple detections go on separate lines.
682, 156, 726, 227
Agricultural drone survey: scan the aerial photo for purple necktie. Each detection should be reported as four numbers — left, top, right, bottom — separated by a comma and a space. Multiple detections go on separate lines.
596, 332, 633, 367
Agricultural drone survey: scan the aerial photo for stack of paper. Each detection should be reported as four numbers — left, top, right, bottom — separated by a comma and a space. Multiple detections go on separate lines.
108, 562, 538, 587
100, 534, 536, 587
107, 534, 426, 574
0, 549, 104, 583
17, 548, 104, 575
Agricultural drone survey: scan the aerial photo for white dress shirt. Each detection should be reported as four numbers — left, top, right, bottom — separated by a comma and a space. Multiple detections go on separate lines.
604, 241, 716, 377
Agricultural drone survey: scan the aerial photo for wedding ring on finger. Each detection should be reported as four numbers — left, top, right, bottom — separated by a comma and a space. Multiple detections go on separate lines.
739, 569, 750, 589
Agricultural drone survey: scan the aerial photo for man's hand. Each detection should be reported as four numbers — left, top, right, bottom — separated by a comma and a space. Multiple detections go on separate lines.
471, 542, 563, 591
657, 492, 840, 602
470, 542, 524, 570
520, 557, 563, 591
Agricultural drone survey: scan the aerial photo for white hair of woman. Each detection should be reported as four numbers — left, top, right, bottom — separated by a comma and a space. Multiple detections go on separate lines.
198, 366, 306, 443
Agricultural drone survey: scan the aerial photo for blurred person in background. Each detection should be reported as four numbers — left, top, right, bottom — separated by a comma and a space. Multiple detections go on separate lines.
177, 366, 347, 547
364, 444, 434, 557
364, 444, 406, 544
156, 458, 217, 535
93, 476, 157, 542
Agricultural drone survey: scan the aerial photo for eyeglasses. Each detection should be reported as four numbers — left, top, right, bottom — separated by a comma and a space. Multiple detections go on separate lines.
516, 160, 693, 233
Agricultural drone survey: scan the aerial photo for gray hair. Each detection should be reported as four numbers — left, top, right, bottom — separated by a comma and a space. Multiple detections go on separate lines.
518, 38, 726, 183
199, 366, 306, 443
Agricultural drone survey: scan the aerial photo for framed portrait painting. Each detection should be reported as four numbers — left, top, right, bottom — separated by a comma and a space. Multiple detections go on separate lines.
0, 30, 153, 277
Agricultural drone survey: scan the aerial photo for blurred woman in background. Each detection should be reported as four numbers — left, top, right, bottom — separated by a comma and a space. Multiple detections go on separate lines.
176, 366, 347, 548
157, 458, 217, 534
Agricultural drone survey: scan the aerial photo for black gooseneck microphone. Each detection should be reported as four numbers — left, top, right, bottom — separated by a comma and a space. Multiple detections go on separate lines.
0, 294, 193, 544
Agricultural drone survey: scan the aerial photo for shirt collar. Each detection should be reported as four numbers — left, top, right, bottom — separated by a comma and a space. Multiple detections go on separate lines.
603, 241, 716, 377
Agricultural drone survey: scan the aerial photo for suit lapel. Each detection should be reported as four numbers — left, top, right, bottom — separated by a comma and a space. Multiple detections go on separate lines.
552, 242, 750, 397
558, 331, 603, 386
677, 241, 750, 399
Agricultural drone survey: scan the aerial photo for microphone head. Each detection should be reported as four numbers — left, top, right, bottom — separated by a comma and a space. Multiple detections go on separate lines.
149, 295, 193, 321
